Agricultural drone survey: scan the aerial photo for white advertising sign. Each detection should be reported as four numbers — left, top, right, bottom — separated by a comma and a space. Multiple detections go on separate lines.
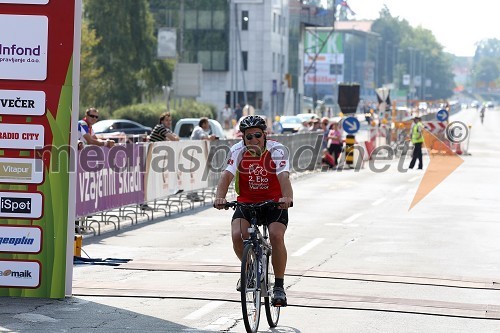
0, 157, 43, 184
0, 90, 46, 116
304, 53, 344, 85
0, 123, 44, 149
0, 14, 48, 80
0, 225, 42, 253
0, 260, 40, 288
157, 27, 176, 59
0, 0, 48, 3
145, 141, 209, 201
0, 191, 43, 219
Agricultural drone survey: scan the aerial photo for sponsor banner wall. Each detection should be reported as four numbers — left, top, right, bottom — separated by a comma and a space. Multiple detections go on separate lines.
76, 144, 146, 217
0, 0, 80, 298
145, 141, 209, 201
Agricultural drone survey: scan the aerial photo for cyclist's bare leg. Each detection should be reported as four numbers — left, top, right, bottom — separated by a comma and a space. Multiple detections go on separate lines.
231, 218, 250, 260
268, 222, 287, 278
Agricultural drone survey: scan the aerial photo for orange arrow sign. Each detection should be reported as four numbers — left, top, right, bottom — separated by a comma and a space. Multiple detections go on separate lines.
409, 129, 464, 210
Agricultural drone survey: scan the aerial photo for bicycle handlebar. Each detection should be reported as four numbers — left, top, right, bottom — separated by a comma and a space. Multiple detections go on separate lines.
214, 200, 293, 210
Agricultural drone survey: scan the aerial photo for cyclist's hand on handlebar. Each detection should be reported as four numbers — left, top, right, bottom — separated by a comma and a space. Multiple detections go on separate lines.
214, 198, 228, 210
278, 197, 293, 209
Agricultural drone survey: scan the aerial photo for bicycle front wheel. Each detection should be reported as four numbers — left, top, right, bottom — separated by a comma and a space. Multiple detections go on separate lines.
241, 244, 261, 333
264, 251, 280, 327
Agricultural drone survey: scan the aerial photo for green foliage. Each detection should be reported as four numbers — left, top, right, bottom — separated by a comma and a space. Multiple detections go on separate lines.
372, 9, 455, 100
83, 0, 172, 109
473, 39, 500, 89
112, 103, 165, 128
79, 19, 103, 108
111, 100, 216, 129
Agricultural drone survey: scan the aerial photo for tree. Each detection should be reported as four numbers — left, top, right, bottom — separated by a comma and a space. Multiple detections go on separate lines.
371, 7, 455, 100
473, 39, 500, 90
474, 57, 499, 87
79, 19, 103, 111
83, 0, 171, 109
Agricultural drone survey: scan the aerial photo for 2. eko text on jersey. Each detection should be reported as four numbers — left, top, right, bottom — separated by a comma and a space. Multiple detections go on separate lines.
248, 163, 269, 190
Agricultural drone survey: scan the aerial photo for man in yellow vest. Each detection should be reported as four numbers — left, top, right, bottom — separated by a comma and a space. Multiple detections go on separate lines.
409, 116, 424, 169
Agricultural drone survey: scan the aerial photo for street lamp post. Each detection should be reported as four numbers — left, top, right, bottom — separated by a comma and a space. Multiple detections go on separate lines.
384, 41, 391, 85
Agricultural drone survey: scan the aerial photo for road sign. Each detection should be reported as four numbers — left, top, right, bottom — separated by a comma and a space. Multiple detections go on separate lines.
342, 116, 360, 134
436, 109, 449, 122
424, 121, 446, 134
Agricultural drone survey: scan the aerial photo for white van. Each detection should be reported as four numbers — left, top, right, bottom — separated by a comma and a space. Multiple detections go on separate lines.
173, 118, 227, 140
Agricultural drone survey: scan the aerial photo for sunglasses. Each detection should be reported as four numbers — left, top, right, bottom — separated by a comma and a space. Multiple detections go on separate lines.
87, 114, 99, 119
245, 132, 263, 140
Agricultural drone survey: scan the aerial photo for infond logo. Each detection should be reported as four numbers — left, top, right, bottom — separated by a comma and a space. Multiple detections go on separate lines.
0, 197, 31, 214
0, 192, 42, 219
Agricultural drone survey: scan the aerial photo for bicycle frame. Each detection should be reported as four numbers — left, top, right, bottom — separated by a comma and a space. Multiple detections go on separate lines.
243, 209, 272, 294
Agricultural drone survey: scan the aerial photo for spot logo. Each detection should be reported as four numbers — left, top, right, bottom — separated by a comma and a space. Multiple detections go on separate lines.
0, 197, 31, 214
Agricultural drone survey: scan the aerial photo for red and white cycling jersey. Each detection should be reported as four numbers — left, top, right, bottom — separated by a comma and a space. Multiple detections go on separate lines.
225, 140, 290, 203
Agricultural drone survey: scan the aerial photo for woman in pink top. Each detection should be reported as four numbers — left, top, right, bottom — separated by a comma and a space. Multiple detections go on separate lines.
327, 122, 342, 166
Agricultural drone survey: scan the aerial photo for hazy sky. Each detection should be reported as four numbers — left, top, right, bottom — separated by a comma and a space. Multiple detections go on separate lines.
334, 0, 499, 57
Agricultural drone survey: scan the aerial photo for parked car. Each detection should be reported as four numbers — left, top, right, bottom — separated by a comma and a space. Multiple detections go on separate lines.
296, 113, 319, 123
173, 118, 226, 140
93, 119, 152, 142
279, 116, 302, 133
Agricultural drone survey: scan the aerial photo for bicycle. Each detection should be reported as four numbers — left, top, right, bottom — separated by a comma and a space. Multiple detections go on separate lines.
223, 200, 282, 333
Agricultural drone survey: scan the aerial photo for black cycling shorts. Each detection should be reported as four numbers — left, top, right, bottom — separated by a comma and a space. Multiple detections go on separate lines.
232, 205, 288, 227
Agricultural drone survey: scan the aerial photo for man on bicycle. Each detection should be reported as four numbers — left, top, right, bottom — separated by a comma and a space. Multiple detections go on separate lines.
214, 115, 293, 307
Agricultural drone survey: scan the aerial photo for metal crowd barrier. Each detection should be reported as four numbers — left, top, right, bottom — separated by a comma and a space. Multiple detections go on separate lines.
75, 132, 322, 236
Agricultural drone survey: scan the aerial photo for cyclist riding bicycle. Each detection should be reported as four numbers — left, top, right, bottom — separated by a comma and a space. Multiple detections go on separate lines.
214, 115, 293, 307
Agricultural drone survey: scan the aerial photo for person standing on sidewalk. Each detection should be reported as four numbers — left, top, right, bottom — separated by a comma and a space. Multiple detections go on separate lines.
408, 116, 424, 170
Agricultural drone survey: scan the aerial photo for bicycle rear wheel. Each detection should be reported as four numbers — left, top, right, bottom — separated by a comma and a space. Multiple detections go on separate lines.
241, 244, 261, 333
264, 251, 280, 327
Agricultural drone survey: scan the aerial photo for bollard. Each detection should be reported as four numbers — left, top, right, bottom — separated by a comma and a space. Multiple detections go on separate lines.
345, 135, 355, 167
74, 235, 82, 257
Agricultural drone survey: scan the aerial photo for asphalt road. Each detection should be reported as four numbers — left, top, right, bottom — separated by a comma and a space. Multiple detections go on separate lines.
1, 107, 500, 332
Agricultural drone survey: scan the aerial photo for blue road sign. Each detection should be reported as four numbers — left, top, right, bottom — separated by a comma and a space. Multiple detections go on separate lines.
436, 109, 449, 122
342, 116, 360, 134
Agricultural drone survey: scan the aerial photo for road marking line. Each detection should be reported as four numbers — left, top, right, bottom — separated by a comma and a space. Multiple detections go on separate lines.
292, 238, 324, 257
203, 317, 236, 331
184, 301, 225, 320
341, 213, 363, 224
392, 185, 405, 193
371, 197, 387, 206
